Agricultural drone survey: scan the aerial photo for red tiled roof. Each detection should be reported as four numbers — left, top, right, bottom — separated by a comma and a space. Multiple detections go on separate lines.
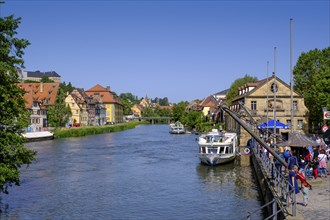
17, 82, 59, 108
200, 95, 218, 107
86, 84, 108, 92
86, 84, 122, 105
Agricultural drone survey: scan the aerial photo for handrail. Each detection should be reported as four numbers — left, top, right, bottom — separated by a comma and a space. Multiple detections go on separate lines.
218, 102, 296, 219
245, 147, 296, 219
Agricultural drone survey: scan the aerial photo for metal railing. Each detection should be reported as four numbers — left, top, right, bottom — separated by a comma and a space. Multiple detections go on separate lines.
246, 147, 296, 219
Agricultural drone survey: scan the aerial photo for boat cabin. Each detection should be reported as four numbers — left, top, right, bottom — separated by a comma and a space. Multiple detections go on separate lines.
199, 144, 234, 154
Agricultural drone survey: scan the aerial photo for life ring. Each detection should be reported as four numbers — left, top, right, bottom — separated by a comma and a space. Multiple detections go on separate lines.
244, 148, 250, 154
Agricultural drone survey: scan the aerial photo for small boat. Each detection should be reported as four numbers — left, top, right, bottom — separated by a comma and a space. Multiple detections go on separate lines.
198, 129, 238, 166
169, 121, 185, 134
22, 131, 54, 142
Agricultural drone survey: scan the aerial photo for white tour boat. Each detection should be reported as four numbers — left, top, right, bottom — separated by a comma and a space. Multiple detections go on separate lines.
22, 131, 54, 142
169, 121, 185, 134
198, 129, 238, 166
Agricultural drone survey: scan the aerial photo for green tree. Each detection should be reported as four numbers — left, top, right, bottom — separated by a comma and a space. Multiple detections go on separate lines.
226, 74, 258, 105
47, 83, 71, 127
183, 110, 204, 130
154, 106, 172, 117
293, 47, 330, 128
172, 101, 188, 122
40, 76, 54, 83
0, 12, 36, 194
159, 97, 169, 106
119, 92, 140, 115
142, 107, 157, 117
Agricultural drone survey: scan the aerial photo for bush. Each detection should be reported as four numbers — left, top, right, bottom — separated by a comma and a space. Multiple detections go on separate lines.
54, 121, 141, 138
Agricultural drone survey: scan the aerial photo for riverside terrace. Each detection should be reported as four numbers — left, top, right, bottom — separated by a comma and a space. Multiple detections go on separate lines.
292, 165, 330, 220
247, 147, 330, 220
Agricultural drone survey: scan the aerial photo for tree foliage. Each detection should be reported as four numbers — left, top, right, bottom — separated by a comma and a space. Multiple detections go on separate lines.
47, 83, 71, 127
40, 76, 54, 83
0, 12, 36, 194
119, 92, 140, 115
293, 47, 330, 127
172, 101, 188, 122
225, 74, 258, 105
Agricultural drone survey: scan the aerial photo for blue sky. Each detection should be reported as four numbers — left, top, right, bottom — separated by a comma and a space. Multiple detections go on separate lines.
1, 0, 329, 103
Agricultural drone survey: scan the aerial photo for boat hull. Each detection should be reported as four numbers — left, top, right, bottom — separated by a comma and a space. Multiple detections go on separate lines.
169, 130, 185, 134
198, 153, 236, 166
22, 131, 54, 142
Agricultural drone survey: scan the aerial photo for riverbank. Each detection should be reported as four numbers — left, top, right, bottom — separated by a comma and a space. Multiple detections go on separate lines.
53, 121, 143, 138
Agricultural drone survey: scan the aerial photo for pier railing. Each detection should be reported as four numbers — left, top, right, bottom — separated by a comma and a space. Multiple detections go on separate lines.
246, 147, 296, 220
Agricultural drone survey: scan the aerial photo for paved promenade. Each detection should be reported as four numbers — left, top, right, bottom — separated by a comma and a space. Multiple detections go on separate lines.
294, 164, 330, 220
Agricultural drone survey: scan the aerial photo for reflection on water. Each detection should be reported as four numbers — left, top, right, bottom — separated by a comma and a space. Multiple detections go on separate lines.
0, 124, 262, 220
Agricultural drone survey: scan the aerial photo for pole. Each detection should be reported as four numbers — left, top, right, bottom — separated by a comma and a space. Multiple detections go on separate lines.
290, 18, 294, 133
273, 47, 277, 146
219, 102, 288, 167
266, 61, 269, 140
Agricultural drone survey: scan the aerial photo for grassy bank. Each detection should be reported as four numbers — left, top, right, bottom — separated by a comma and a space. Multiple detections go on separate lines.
54, 121, 142, 138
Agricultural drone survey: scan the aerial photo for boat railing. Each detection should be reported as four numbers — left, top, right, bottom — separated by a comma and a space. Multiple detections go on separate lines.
245, 147, 296, 219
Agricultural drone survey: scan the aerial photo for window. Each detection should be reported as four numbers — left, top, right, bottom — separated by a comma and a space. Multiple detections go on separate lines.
286, 120, 292, 129
72, 103, 75, 107
297, 120, 303, 129
75, 110, 79, 114
293, 101, 298, 110
251, 101, 257, 110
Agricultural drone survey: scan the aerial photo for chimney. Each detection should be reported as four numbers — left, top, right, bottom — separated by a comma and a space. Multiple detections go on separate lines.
40, 82, 44, 93
106, 86, 110, 91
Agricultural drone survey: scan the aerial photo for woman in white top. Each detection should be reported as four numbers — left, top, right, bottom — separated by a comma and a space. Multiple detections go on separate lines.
318, 149, 328, 177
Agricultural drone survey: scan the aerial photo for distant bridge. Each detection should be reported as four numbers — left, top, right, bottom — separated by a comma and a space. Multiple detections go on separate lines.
140, 117, 174, 124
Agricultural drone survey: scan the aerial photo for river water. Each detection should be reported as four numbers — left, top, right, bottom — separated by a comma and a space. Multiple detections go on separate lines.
0, 124, 263, 220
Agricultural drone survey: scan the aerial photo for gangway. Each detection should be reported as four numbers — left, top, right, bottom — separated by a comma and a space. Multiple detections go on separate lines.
219, 102, 287, 167
237, 101, 287, 144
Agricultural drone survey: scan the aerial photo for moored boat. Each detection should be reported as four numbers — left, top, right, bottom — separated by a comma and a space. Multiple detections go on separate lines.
198, 129, 238, 166
169, 121, 185, 134
22, 131, 54, 142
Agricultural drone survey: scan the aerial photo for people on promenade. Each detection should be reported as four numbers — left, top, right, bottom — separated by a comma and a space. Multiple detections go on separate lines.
284, 149, 291, 163
304, 151, 313, 178
296, 171, 312, 206
289, 165, 300, 201
274, 148, 284, 174
318, 149, 328, 178
288, 151, 299, 170
312, 146, 319, 179
298, 158, 307, 177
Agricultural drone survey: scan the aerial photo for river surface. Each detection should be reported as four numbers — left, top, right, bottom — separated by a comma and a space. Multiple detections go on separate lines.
0, 124, 263, 220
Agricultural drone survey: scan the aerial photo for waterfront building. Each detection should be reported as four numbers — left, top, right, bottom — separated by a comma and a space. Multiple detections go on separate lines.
199, 95, 219, 121
18, 82, 60, 131
18, 69, 61, 82
213, 89, 229, 122
226, 74, 308, 144
65, 89, 89, 126
131, 104, 144, 118
85, 84, 123, 124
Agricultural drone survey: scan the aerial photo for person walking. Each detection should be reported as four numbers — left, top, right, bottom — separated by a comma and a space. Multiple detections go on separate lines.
288, 151, 299, 170
289, 165, 300, 204
318, 149, 328, 177
312, 146, 319, 179
296, 171, 312, 206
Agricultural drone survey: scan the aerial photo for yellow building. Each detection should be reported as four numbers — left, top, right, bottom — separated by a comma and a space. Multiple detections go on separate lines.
65, 89, 89, 126
85, 84, 123, 124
